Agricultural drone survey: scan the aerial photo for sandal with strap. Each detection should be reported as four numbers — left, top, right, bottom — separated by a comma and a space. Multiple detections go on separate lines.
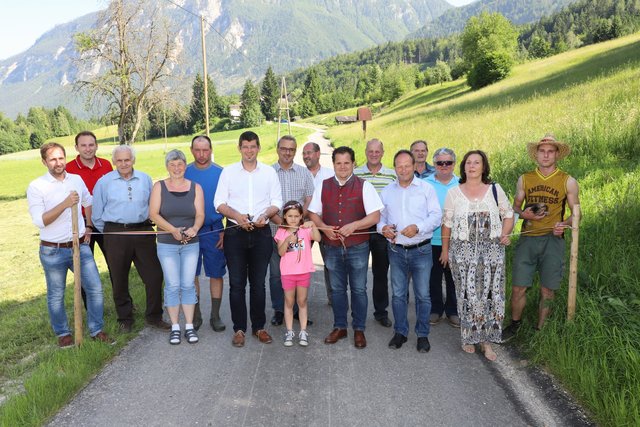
184, 328, 199, 344
169, 329, 181, 345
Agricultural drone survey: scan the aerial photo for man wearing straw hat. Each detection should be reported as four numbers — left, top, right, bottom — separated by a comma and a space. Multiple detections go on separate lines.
92, 145, 169, 333
27, 142, 112, 347
503, 134, 579, 341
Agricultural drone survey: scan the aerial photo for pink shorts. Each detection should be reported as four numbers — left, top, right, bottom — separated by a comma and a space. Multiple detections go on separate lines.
281, 273, 311, 291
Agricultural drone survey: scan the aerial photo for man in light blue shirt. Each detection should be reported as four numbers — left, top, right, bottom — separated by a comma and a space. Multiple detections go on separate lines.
425, 148, 460, 327
92, 145, 168, 332
378, 149, 441, 352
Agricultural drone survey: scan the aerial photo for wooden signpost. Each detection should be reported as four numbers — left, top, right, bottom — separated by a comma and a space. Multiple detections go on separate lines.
71, 203, 83, 345
567, 204, 581, 321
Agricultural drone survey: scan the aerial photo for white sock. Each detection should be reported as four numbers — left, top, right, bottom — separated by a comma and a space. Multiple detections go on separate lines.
171, 324, 180, 331
185, 323, 194, 330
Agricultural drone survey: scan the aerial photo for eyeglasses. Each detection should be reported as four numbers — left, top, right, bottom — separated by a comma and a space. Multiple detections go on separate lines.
435, 161, 454, 167
278, 147, 296, 153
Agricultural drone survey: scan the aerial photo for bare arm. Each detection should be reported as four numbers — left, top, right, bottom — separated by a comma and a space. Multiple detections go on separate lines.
182, 183, 204, 239
440, 224, 451, 267
554, 176, 579, 235
308, 211, 339, 240
513, 175, 545, 221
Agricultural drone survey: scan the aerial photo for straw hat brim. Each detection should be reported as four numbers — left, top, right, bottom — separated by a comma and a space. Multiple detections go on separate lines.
527, 139, 571, 161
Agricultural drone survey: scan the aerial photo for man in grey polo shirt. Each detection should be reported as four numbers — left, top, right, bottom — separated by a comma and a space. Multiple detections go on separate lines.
354, 138, 396, 327
269, 135, 315, 326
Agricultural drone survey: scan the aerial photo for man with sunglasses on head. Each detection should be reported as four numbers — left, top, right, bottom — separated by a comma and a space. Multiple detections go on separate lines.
92, 145, 169, 333
424, 148, 460, 327
268, 135, 314, 327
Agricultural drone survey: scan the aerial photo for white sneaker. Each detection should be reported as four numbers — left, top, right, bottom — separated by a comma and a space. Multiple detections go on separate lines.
298, 330, 309, 347
284, 330, 295, 347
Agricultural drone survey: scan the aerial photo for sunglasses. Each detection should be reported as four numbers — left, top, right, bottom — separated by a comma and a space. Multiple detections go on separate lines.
435, 161, 454, 166
283, 201, 302, 209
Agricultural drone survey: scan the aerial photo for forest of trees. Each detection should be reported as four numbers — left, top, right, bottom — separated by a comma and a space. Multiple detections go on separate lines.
0, 106, 94, 155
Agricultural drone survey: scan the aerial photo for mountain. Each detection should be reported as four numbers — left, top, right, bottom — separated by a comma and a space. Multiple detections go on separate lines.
0, 0, 452, 119
408, 0, 579, 39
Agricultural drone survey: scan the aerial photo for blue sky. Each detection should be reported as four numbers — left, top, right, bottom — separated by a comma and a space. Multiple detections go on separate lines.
0, 0, 103, 60
0, 0, 475, 61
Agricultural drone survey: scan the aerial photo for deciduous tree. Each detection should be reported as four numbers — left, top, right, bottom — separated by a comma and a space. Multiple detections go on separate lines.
74, 0, 178, 144
461, 12, 518, 90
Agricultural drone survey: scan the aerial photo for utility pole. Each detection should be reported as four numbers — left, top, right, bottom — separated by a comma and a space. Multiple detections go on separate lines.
200, 15, 210, 137
277, 77, 292, 142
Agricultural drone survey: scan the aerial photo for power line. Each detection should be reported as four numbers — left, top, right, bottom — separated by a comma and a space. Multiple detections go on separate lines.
162, 0, 260, 69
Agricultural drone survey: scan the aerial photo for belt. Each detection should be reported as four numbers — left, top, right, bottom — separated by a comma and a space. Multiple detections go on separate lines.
40, 239, 84, 248
394, 239, 431, 250
105, 220, 152, 229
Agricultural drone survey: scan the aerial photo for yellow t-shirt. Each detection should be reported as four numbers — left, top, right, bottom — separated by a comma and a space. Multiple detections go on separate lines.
520, 168, 569, 236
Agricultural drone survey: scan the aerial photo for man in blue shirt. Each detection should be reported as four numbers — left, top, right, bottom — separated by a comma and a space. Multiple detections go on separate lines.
92, 145, 169, 332
425, 148, 460, 327
185, 135, 227, 332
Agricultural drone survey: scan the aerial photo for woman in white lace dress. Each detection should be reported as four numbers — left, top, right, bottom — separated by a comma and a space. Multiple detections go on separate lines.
440, 150, 514, 361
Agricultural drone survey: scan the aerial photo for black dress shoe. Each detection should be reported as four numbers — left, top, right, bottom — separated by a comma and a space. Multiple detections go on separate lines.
388, 333, 407, 349
293, 312, 313, 326
270, 311, 284, 326
417, 337, 431, 353
377, 317, 392, 328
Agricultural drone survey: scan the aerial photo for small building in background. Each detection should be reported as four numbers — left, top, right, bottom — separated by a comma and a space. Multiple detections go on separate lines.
229, 104, 241, 123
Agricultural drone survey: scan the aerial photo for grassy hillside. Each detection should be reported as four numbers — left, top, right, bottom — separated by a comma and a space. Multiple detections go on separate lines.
325, 32, 640, 426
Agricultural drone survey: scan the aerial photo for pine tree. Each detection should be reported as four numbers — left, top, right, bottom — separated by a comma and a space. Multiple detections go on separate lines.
188, 73, 222, 132
260, 66, 280, 121
240, 80, 262, 128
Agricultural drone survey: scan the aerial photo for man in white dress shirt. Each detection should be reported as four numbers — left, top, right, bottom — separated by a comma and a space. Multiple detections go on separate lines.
27, 142, 112, 348
214, 131, 283, 347
378, 149, 441, 352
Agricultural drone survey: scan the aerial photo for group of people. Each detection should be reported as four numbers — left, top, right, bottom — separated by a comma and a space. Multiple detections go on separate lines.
28, 130, 578, 361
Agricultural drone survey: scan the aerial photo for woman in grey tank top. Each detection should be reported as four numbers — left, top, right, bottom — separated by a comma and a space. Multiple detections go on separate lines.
150, 149, 205, 345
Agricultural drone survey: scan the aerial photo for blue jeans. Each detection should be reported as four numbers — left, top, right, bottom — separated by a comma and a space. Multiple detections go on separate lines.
224, 226, 272, 333
388, 242, 433, 337
39, 243, 104, 337
157, 242, 199, 307
323, 241, 369, 331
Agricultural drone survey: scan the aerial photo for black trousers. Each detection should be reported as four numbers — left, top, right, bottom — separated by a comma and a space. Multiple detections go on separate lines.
369, 232, 389, 320
429, 245, 457, 316
103, 223, 164, 323
224, 225, 272, 333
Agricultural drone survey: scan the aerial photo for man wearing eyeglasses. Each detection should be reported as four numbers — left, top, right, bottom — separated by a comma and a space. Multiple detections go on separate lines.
424, 148, 460, 328
268, 135, 315, 327
92, 145, 169, 333
354, 138, 396, 328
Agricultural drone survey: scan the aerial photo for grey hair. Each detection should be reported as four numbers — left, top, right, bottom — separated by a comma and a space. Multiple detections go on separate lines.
165, 149, 187, 166
366, 138, 384, 150
432, 147, 456, 162
112, 144, 136, 162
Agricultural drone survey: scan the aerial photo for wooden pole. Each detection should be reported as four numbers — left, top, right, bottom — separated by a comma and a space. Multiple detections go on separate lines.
71, 202, 83, 345
567, 204, 581, 321
201, 15, 210, 137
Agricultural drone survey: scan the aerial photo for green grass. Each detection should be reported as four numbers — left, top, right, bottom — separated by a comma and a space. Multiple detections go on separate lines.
320, 32, 640, 426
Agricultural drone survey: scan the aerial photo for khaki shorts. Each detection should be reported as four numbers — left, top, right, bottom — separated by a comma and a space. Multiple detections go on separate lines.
512, 234, 565, 290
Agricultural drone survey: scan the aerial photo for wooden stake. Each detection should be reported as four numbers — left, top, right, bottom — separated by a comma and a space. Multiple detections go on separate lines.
72, 203, 83, 345
567, 204, 581, 321
201, 15, 210, 137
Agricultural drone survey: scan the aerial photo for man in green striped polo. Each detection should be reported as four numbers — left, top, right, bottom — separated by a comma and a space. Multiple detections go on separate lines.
354, 138, 397, 327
